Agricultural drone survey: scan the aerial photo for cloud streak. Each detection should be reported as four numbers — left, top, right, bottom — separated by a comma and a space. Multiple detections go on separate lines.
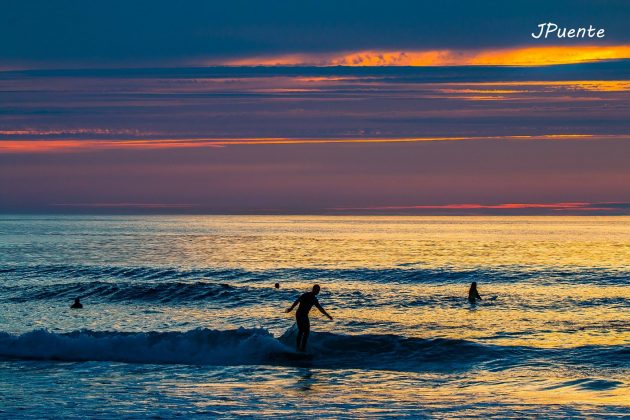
331, 202, 630, 214
53, 203, 194, 209
1, 63, 628, 155
3, 134, 626, 154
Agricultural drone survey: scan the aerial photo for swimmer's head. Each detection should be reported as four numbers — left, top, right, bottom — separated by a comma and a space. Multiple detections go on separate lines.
74, 297, 81, 303
471, 282, 477, 288
312, 284, 321, 295
274, 282, 280, 289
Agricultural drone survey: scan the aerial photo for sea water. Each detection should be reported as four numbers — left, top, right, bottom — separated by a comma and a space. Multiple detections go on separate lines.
0, 215, 628, 418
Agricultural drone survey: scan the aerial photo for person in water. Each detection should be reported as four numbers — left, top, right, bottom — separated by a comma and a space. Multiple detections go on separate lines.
468, 282, 482, 304
285, 284, 333, 352
70, 297, 83, 309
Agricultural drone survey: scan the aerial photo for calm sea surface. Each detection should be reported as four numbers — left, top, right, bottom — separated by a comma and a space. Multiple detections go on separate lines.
0, 216, 628, 418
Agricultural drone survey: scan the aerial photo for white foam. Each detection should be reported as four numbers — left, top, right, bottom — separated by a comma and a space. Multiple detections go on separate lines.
0, 328, 289, 365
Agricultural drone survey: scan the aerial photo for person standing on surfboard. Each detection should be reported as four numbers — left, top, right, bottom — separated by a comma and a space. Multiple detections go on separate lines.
285, 284, 333, 352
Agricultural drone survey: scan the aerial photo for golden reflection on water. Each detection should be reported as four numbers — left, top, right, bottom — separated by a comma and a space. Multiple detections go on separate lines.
170, 367, 629, 415
166, 216, 630, 270
108, 216, 630, 350
121, 278, 629, 351
4, 215, 622, 350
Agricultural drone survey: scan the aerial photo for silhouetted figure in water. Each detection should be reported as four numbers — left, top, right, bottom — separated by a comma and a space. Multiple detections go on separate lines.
70, 297, 83, 309
275, 282, 280, 289
285, 284, 332, 352
468, 282, 482, 304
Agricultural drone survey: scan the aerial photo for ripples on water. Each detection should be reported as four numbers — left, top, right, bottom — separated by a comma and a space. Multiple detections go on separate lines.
0, 216, 628, 418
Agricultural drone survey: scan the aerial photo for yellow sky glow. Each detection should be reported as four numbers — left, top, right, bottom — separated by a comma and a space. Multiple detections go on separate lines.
225, 45, 630, 67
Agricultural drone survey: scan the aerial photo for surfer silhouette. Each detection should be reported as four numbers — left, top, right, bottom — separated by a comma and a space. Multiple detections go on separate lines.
70, 297, 83, 309
285, 284, 332, 352
468, 282, 482, 304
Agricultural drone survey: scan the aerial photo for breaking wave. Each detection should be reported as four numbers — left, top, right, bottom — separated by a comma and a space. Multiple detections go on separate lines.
0, 328, 626, 371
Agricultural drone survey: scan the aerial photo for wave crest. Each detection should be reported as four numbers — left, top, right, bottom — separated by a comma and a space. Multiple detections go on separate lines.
0, 328, 286, 365
1, 328, 626, 370
0, 328, 506, 369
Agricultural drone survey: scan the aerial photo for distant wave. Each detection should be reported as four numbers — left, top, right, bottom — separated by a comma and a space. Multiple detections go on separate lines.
2, 264, 629, 286
4, 281, 269, 305
0, 265, 262, 283
2, 263, 630, 309
0, 328, 626, 371
5, 280, 628, 311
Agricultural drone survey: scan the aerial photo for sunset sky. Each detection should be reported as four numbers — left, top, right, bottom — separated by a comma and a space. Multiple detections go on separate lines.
1, 0, 629, 214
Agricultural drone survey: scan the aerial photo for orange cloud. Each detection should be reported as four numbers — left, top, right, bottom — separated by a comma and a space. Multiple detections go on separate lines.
223, 45, 630, 67
1, 134, 623, 153
468, 45, 630, 66
331, 202, 625, 212
440, 80, 630, 92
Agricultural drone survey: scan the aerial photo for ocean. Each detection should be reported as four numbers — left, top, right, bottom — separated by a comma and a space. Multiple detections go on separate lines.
0, 215, 628, 418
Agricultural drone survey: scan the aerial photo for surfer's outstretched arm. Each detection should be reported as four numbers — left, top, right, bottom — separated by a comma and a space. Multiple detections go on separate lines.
314, 302, 333, 320
285, 299, 299, 313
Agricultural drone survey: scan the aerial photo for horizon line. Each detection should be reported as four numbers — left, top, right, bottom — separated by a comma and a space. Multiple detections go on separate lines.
2, 212, 630, 217
3, 201, 630, 216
